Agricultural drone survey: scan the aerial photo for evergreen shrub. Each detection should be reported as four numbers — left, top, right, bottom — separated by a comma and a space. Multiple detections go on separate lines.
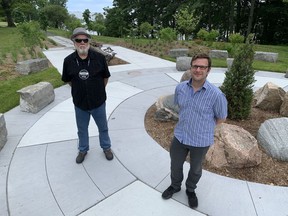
220, 43, 255, 120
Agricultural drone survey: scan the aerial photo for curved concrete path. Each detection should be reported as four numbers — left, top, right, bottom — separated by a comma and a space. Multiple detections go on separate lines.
0, 36, 288, 216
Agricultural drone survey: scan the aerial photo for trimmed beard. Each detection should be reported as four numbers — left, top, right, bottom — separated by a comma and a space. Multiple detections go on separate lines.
76, 45, 89, 56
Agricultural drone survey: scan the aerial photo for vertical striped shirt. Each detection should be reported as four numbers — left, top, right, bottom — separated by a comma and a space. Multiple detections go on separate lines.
174, 79, 227, 147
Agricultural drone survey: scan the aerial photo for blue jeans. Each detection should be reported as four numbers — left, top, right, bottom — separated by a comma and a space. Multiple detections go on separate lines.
75, 103, 111, 153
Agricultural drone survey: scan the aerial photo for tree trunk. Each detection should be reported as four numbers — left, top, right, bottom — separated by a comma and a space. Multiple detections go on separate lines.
246, 0, 256, 42
1, 0, 16, 27
228, 0, 235, 34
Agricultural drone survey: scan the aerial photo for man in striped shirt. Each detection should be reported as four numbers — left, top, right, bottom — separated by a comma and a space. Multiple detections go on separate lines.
162, 53, 228, 209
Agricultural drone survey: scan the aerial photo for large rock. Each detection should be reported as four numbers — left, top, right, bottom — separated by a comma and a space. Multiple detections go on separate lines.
209, 50, 228, 59
90, 42, 115, 63
253, 82, 285, 112
15, 58, 49, 75
169, 48, 189, 58
0, 114, 8, 151
155, 94, 179, 121
180, 69, 192, 82
254, 51, 278, 63
17, 82, 55, 113
206, 123, 262, 168
257, 117, 288, 161
280, 92, 288, 117
176, 57, 192, 71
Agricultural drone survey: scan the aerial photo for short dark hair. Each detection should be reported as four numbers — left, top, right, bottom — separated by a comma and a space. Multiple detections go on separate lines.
191, 53, 211, 68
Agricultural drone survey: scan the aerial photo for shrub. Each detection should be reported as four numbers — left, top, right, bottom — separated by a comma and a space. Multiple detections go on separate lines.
220, 43, 255, 120
229, 33, 244, 44
205, 29, 219, 41
17, 21, 45, 58
197, 28, 208, 40
158, 27, 177, 42
139, 22, 153, 38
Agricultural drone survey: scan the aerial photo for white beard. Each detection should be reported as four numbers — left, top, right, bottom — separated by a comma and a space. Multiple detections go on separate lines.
76, 45, 89, 56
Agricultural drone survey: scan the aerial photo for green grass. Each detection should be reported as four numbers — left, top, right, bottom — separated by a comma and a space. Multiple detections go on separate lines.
95, 36, 288, 73
0, 68, 63, 113
47, 30, 288, 73
0, 27, 24, 56
1, 27, 287, 113
47, 28, 71, 38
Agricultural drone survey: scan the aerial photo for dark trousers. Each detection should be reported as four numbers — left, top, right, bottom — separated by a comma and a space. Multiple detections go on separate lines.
170, 137, 209, 192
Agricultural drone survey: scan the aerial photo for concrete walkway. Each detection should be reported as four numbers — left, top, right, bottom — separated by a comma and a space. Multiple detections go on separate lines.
0, 36, 288, 216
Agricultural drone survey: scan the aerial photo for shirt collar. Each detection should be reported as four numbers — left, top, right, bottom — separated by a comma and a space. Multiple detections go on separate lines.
187, 78, 208, 90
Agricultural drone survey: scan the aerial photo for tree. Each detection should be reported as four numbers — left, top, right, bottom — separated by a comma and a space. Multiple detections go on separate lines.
174, 6, 199, 40
91, 13, 106, 35
49, 0, 67, 7
82, 9, 91, 29
246, 0, 256, 41
256, 0, 288, 44
108, 0, 288, 44
39, 4, 68, 28
220, 43, 255, 120
64, 13, 82, 32
0, 0, 16, 26
139, 22, 153, 38
104, 7, 128, 37
12, 1, 38, 23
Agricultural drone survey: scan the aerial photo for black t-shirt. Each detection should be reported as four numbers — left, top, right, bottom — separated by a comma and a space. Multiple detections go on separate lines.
62, 48, 111, 110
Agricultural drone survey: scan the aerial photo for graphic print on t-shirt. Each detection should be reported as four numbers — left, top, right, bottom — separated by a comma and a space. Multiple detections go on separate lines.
79, 69, 89, 80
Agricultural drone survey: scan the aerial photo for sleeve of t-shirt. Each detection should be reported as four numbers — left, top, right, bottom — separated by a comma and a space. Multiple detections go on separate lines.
102, 55, 111, 78
61, 59, 71, 82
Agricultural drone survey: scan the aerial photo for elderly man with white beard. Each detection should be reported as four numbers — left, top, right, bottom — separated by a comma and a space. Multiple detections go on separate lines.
62, 27, 113, 163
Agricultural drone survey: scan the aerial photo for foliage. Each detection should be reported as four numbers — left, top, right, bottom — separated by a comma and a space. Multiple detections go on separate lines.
92, 13, 106, 36
197, 28, 209, 40
0, 67, 63, 113
229, 33, 244, 44
82, 9, 91, 29
257, 0, 288, 44
220, 43, 255, 120
104, 7, 128, 37
174, 7, 199, 40
139, 22, 153, 38
1, 0, 288, 44
158, 27, 177, 42
205, 29, 219, 41
12, 2, 38, 23
38, 4, 69, 28
64, 14, 82, 32
197, 29, 220, 42
17, 21, 45, 57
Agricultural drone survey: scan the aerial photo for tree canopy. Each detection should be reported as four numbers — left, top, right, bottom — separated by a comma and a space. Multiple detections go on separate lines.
1, 0, 287, 44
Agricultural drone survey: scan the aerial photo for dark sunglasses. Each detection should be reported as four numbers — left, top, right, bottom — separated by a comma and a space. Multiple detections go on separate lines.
74, 38, 89, 43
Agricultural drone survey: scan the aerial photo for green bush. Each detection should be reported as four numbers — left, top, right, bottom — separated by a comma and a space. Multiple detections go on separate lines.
158, 27, 177, 42
17, 21, 45, 57
220, 43, 255, 120
205, 29, 219, 41
140, 22, 153, 38
197, 28, 209, 40
229, 33, 244, 44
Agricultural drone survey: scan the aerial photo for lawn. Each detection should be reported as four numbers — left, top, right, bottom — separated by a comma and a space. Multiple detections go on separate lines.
0, 27, 63, 113
0, 26, 287, 113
